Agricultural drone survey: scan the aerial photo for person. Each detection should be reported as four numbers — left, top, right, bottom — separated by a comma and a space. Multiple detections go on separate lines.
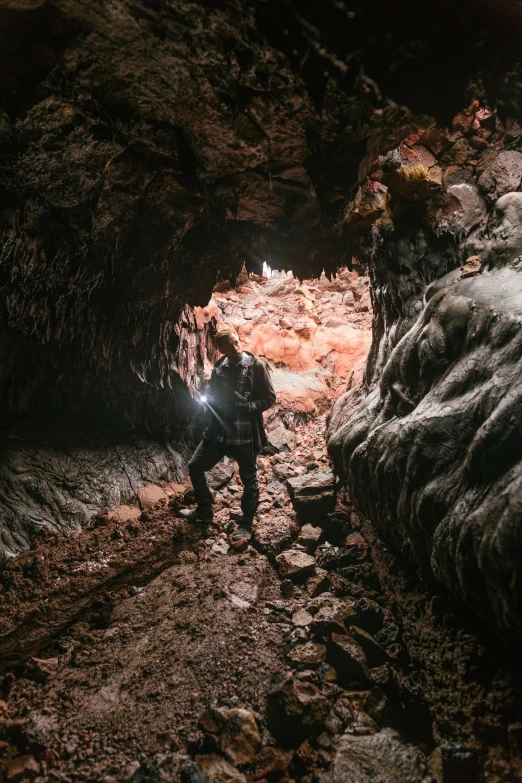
180, 327, 276, 541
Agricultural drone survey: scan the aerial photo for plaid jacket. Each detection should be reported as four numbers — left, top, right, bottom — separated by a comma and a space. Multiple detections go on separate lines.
204, 351, 276, 451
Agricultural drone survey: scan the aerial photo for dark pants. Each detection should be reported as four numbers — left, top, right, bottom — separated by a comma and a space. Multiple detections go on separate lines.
188, 440, 259, 519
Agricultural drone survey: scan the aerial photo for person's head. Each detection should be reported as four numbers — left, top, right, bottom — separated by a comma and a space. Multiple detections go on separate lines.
215, 327, 242, 362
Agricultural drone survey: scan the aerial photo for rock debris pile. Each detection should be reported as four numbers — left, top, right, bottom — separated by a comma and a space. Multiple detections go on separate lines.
192, 268, 372, 424
2, 413, 522, 783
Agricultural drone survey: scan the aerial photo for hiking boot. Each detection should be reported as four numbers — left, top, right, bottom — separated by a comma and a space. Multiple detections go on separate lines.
230, 517, 254, 542
179, 507, 213, 524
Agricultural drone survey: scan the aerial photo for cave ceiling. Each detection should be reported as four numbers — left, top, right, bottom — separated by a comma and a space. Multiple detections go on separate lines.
0, 0, 521, 419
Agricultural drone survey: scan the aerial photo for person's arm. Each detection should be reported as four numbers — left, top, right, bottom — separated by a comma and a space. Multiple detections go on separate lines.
240, 360, 276, 414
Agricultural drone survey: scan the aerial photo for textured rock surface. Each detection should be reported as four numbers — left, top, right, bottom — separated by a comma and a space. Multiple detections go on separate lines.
328, 184, 522, 643
323, 729, 427, 783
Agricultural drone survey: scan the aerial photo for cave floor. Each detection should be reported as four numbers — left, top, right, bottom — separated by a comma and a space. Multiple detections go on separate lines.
1, 415, 522, 783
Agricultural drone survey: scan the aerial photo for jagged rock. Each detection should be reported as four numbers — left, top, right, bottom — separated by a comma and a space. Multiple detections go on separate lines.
341, 533, 368, 563
208, 464, 235, 490
286, 472, 336, 522
374, 625, 400, 649
292, 610, 313, 627
287, 642, 327, 667
253, 516, 299, 556
323, 729, 427, 783
218, 708, 262, 766
275, 550, 316, 582
305, 568, 331, 597
266, 672, 330, 745
297, 524, 323, 552
309, 595, 356, 635
212, 540, 230, 556
195, 754, 246, 783
317, 663, 338, 683
267, 426, 296, 453
347, 627, 388, 667
345, 711, 380, 736
328, 634, 370, 684
478, 151, 522, 202
363, 687, 395, 728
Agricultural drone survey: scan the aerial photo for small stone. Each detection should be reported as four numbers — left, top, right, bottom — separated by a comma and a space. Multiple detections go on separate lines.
179, 551, 198, 564
219, 708, 262, 765
286, 471, 336, 522
0, 699, 8, 714
267, 425, 296, 453
324, 712, 343, 736
363, 687, 395, 728
266, 672, 330, 745
309, 594, 356, 635
251, 747, 289, 782
212, 540, 230, 556
280, 579, 294, 598
195, 754, 246, 783
24, 657, 58, 683
329, 634, 370, 683
374, 624, 400, 648
287, 642, 327, 667
292, 610, 313, 627
316, 662, 338, 682
340, 533, 368, 564
208, 463, 235, 490
180, 760, 210, 783
329, 729, 427, 782
333, 697, 355, 727
347, 627, 388, 667
229, 580, 260, 605
7, 755, 40, 782
276, 550, 315, 582
345, 711, 379, 736
305, 568, 331, 597
230, 538, 248, 553
297, 524, 323, 553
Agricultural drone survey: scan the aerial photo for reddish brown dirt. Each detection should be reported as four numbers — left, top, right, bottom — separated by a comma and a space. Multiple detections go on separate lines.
1, 417, 522, 783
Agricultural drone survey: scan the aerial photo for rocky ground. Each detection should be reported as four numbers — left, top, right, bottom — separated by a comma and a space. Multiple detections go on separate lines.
2, 413, 522, 783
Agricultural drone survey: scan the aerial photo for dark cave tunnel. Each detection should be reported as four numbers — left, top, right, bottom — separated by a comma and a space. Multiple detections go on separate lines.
1, 1, 522, 781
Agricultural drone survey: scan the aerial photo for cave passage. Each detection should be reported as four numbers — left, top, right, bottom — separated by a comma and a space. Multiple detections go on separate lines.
2, 0, 522, 781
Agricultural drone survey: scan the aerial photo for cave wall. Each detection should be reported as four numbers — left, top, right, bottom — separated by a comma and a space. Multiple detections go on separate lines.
327, 120, 522, 645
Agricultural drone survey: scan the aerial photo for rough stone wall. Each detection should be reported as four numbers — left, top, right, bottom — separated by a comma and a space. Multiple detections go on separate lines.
327, 114, 522, 645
